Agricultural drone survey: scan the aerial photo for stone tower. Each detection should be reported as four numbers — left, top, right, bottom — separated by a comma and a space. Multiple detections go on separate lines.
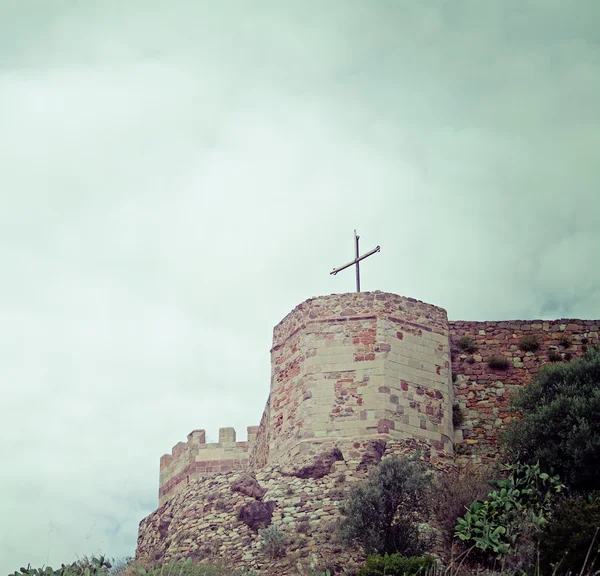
256, 291, 454, 468
157, 291, 456, 504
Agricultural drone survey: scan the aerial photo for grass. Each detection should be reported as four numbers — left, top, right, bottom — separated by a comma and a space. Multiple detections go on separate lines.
459, 336, 478, 354
519, 335, 540, 352
548, 350, 563, 362
559, 334, 572, 348
487, 354, 510, 370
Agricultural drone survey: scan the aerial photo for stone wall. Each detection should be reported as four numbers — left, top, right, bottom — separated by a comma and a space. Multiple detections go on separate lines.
450, 319, 599, 461
159, 426, 259, 506
140, 290, 600, 573
266, 292, 454, 467
138, 438, 455, 575
249, 399, 270, 470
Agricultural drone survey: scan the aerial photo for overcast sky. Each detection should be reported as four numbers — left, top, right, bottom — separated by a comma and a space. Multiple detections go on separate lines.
1, 0, 599, 572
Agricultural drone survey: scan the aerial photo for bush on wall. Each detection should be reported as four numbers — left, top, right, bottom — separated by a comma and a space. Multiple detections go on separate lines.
338, 454, 434, 556
430, 463, 498, 550
519, 334, 540, 352
458, 335, 478, 353
501, 346, 600, 495
487, 354, 510, 370
452, 403, 464, 427
548, 350, 563, 362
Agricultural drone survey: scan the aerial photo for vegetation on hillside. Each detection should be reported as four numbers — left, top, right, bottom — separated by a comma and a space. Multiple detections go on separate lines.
338, 453, 434, 557
501, 345, 600, 494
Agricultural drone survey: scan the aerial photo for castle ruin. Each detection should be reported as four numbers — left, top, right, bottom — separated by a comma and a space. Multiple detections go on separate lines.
137, 291, 599, 573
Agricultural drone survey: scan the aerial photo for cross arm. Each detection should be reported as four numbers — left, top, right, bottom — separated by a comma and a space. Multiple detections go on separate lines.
330, 246, 380, 275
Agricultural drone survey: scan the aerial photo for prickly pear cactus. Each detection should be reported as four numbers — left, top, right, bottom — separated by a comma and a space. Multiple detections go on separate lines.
9, 555, 112, 576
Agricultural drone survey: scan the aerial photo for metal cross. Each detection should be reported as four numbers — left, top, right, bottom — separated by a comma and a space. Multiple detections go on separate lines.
330, 230, 380, 292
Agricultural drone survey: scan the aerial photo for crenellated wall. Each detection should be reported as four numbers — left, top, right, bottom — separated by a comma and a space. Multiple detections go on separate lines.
159, 426, 259, 506
138, 437, 455, 573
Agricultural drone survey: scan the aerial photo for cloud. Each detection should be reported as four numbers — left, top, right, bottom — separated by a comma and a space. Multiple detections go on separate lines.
1, 0, 599, 572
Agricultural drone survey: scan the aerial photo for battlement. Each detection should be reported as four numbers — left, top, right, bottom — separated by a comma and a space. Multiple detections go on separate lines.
159, 426, 259, 506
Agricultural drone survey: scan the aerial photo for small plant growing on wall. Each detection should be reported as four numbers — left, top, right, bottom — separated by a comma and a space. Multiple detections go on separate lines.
488, 354, 510, 370
548, 351, 562, 362
559, 334, 571, 348
258, 525, 286, 559
458, 335, 478, 353
452, 403, 464, 427
335, 473, 346, 485
519, 334, 540, 352
466, 355, 476, 364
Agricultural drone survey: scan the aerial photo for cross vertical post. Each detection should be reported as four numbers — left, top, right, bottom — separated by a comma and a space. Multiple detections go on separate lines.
330, 230, 380, 292
355, 230, 360, 293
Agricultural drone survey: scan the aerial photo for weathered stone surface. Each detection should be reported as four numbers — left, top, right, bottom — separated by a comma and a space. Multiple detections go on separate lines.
281, 448, 344, 479
356, 439, 387, 471
137, 439, 453, 573
236, 500, 276, 532
450, 319, 599, 462
230, 474, 267, 500
158, 517, 171, 539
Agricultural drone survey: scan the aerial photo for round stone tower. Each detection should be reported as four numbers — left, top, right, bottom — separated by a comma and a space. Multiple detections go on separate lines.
265, 291, 454, 466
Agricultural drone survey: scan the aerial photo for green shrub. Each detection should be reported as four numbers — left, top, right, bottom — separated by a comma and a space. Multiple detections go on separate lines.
133, 559, 225, 576
548, 350, 563, 362
359, 553, 436, 576
107, 557, 134, 576
501, 346, 600, 494
539, 492, 600, 575
258, 525, 286, 559
430, 464, 498, 550
296, 518, 310, 533
519, 334, 540, 352
454, 462, 564, 561
452, 403, 464, 427
487, 354, 510, 370
458, 336, 478, 353
339, 454, 434, 556
559, 334, 572, 348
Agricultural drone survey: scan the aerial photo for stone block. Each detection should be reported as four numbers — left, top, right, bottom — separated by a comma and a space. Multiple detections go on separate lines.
219, 427, 236, 443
